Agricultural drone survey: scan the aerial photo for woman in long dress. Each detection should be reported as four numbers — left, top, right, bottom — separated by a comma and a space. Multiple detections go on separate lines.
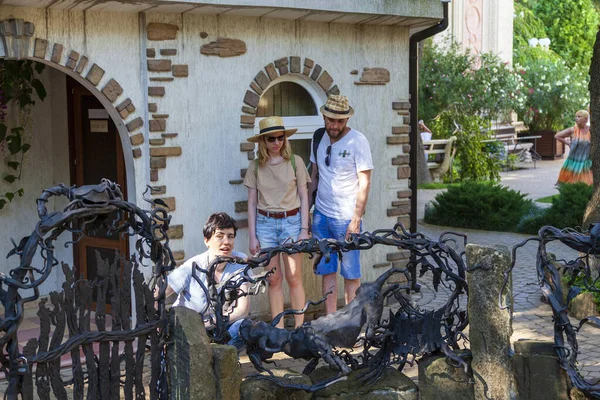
555, 110, 593, 185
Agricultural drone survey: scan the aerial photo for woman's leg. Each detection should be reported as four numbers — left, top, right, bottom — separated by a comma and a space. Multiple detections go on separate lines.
283, 253, 306, 327
266, 255, 285, 329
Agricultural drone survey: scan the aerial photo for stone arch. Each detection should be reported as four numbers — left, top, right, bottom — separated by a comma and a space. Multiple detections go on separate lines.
23, 38, 144, 199
232, 56, 340, 223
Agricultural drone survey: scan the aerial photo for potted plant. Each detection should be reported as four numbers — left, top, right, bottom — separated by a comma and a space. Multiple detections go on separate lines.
514, 47, 589, 159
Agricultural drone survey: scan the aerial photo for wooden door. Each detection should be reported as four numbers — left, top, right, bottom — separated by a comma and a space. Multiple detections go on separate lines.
67, 77, 128, 281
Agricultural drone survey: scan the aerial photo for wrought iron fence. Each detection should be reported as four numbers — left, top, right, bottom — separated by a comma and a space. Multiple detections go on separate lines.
0, 180, 174, 399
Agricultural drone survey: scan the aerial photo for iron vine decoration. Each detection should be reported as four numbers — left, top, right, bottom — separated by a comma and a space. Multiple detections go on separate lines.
505, 224, 600, 399
195, 225, 471, 392
0, 179, 175, 399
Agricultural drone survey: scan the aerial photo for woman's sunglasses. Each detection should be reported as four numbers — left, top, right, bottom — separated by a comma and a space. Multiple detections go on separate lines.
266, 134, 286, 143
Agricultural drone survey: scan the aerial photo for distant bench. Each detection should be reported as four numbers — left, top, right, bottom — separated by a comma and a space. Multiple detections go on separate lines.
482, 132, 534, 155
422, 136, 457, 182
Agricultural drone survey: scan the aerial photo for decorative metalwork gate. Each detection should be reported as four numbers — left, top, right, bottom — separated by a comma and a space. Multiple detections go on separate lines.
0, 180, 174, 399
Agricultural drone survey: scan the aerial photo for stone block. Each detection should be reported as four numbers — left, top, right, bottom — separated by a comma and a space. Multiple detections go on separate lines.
311, 366, 418, 400
229, 179, 244, 185
419, 352, 474, 400
75, 56, 88, 74
150, 147, 182, 157
152, 114, 169, 119
240, 115, 255, 125
392, 155, 410, 165
350, 69, 359, 75
149, 119, 167, 132
391, 200, 409, 207
304, 58, 314, 68
326, 85, 340, 97
148, 87, 165, 97
397, 166, 411, 179
241, 168, 247, 178
466, 244, 516, 400
129, 133, 144, 146
162, 133, 178, 139
512, 340, 569, 400
50, 43, 63, 63
569, 292, 597, 319
148, 59, 171, 72
397, 190, 411, 198
274, 57, 288, 68
254, 71, 271, 90
167, 225, 184, 239
247, 151, 255, 160
150, 169, 158, 182
149, 138, 166, 146
33, 38, 48, 58
200, 31, 208, 38
152, 185, 167, 195
85, 64, 105, 86
397, 215, 411, 229
157, 197, 176, 210
201, 38, 246, 57
150, 77, 174, 82
65, 50, 79, 69
243, 90, 260, 108
402, 144, 411, 153
126, 117, 143, 133
249, 82, 263, 95
172, 64, 188, 77
392, 126, 410, 134
310, 64, 322, 81
387, 205, 410, 217
240, 142, 255, 152
265, 63, 278, 81
173, 250, 185, 260
150, 157, 166, 169
242, 106, 256, 115
393, 101, 411, 110
302, 66, 311, 76
241, 369, 311, 400
167, 307, 215, 399
317, 71, 333, 91
116, 98, 135, 119
132, 149, 142, 158
102, 79, 123, 103
241, 124, 254, 129
373, 262, 391, 269
146, 48, 156, 58
357, 67, 390, 84
290, 56, 301, 73
160, 48, 177, 56
387, 135, 410, 145
147, 22, 179, 41
235, 201, 248, 213
148, 103, 158, 112
212, 344, 241, 400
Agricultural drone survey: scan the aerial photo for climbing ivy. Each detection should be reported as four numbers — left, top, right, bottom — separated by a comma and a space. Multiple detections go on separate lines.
0, 60, 46, 210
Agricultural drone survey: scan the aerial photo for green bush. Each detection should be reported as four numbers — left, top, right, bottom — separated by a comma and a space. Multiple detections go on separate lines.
533, 0, 598, 68
419, 40, 525, 125
518, 183, 594, 234
513, 3, 548, 62
424, 181, 535, 231
430, 109, 502, 182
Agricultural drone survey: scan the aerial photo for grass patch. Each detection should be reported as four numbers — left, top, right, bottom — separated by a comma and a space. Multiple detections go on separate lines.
536, 194, 558, 204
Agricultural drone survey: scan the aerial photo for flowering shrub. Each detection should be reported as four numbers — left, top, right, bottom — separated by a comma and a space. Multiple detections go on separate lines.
419, 40, 526, 125
514, 46, 589, 132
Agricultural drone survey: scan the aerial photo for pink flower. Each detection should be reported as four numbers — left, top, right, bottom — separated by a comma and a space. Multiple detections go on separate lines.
528, 88, 534, 94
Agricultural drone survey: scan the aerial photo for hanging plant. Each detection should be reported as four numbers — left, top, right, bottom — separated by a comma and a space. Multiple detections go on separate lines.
0, 59, 46, 210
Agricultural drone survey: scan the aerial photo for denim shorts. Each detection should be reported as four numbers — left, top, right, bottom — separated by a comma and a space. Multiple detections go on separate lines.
311, 208, 361, 279
256, 212, 301, 248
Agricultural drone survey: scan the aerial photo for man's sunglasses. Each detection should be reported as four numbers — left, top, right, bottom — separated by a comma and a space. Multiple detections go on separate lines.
266, 134, 286, 143
325, 145, 332, 167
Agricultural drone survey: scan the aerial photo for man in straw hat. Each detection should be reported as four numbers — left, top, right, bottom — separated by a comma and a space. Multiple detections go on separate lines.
308, 95, 373, 315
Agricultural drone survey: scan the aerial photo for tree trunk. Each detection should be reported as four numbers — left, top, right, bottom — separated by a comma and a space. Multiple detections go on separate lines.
584, 29, 600, 227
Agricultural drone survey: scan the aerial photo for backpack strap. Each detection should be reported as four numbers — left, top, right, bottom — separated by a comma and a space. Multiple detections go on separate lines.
312, 128, 326, 166
290, 153, 296, 174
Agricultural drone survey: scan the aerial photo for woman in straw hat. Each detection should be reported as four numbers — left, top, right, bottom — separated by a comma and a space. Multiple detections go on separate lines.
243, 116, 311, 328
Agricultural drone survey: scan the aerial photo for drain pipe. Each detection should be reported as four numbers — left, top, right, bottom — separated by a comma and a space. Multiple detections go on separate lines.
409, 0, 450, 232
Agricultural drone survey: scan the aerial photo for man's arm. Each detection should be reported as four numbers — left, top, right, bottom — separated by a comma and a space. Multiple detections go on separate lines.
308, 162, 319, 210
345, 170, 372, 240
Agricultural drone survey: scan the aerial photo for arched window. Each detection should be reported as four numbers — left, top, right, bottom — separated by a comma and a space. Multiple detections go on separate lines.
254, 77, 325, 167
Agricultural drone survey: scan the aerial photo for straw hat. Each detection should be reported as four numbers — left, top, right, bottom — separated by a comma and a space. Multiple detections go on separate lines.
320, 95, 354, 119
247, 116, 297, 143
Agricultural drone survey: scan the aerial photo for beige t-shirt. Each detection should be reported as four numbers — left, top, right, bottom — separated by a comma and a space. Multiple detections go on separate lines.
244, 155, 311, 211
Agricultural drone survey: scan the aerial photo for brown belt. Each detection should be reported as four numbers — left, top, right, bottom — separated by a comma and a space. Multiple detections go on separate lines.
258, 208, 300, 219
